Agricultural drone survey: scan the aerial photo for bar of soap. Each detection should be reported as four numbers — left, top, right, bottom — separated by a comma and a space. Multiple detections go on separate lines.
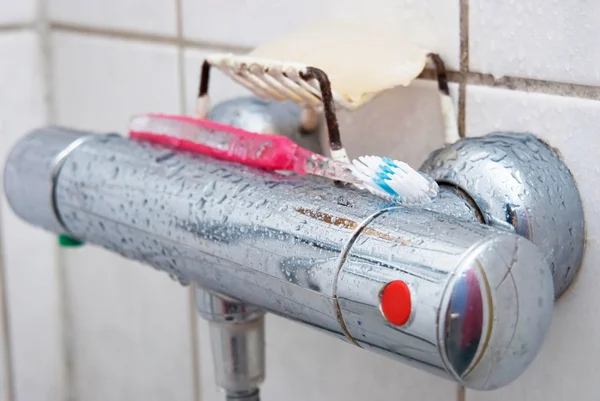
248, 19, 431, 108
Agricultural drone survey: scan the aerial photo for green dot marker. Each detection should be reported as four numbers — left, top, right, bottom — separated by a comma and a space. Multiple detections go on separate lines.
58, 234, 84, 247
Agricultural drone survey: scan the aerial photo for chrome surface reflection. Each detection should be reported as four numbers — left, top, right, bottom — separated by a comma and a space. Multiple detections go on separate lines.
209, 97, 323, 154
444, 265, 484, 377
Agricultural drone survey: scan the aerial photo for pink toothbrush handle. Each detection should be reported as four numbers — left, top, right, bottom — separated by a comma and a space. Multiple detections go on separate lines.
129, 113, 313, 175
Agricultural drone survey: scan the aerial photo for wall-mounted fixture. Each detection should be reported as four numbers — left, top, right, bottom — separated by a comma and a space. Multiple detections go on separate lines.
3, 102, 584, 399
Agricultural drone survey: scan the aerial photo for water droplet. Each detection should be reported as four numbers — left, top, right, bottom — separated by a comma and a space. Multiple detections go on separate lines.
196, 198, 206, 209
234, 183, 251, 197
255, 199, 268, 208
512, 147, 531, 162
490, 149, 508, 162
203, 181, 216, 197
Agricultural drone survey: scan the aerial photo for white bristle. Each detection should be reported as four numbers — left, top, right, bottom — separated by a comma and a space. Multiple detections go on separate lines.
350, 155, 439, 204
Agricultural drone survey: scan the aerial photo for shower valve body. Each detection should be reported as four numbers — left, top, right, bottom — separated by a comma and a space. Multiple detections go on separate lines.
3, 126, 584, 391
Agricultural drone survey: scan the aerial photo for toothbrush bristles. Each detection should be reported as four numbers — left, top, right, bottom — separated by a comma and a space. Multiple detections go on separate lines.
350, 156, 439, 204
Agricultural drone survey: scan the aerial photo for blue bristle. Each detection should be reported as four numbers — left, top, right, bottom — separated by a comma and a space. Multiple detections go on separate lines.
385, 159, 398, 168
378, 164, 394, 175
381, 158, 409, 174
375, 170, 391, 181
373, 177, 398, 196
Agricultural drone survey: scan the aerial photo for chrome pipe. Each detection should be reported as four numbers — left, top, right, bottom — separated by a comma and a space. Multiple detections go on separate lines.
5, 127, 575, 391
196, 288, 265, 399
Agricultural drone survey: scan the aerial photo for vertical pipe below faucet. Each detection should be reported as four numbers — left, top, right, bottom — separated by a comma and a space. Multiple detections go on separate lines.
196, 289, 265, 400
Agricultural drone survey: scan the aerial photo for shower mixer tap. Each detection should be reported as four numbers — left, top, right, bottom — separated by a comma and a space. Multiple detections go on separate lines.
3, 121, 584, 392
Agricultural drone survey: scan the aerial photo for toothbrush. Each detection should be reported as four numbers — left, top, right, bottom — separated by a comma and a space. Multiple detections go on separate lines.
128, 113, 439, 204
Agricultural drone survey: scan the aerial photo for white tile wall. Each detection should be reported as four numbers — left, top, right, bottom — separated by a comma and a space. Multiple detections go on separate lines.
465, 86, 600, 401
181, 0, 460, 69
470, 0, 600, 85
0, 0, 599, 400
52, 32, 181, 131
0, 275, 8, 401
63, 249, 196, 401
51, 32, 196, 401
49, 0, 177, 35
0, 0, 36, 24
0, 31, 66, 401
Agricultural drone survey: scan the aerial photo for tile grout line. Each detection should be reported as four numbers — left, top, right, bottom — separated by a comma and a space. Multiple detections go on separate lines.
50, 21, 251, 53
175, 0, 187, 116
173, 1, 203, 400
458, 0, 470, 139
466, 71, 600, 100
457, 0, 468, 399
0, 22, 35, 32
188, 289, 202, 401
39, 2, 56, 125
0, 207, 15, 401
39, 2, 75, 401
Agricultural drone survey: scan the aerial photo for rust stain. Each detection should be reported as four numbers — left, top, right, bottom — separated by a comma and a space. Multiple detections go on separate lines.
296, 207, 357, 229
295, 207, 410, 245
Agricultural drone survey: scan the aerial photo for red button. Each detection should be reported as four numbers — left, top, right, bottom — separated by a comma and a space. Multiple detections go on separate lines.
380, 280, 412, 326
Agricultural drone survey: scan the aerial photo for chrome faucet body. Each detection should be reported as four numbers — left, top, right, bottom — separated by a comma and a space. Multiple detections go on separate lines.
3, 124, 584, 391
